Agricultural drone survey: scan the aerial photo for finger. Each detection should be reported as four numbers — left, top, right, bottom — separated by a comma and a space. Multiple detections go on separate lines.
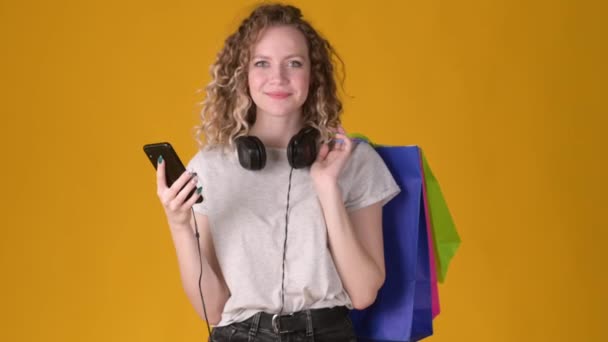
183, 185, 203, 209
337, 125, 353, 150
333, 133, 353, 152
164, 170, 196, 201
330, 139, 344, 151
156, 155, 167, 192
175, 176, 198, 205
316, 143, 330, 162
329, 126, 342, 140
166, 179, 195, 212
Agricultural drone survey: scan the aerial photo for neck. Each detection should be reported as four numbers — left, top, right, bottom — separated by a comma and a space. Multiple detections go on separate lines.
249, 112, 304, 148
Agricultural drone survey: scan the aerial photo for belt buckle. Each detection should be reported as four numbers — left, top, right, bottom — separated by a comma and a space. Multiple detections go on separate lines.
271, 314, 291, 334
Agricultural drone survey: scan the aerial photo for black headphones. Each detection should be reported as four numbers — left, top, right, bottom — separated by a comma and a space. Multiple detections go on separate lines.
235, 127, 320, 170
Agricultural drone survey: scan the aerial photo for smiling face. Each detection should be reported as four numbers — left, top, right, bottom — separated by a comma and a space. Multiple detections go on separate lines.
247, 25, 311, 120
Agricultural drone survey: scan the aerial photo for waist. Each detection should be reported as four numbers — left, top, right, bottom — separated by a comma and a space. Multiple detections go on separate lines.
244, 306, 350, 334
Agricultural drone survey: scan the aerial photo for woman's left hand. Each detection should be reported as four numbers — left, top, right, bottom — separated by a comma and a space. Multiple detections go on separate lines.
310, 126, 354, 189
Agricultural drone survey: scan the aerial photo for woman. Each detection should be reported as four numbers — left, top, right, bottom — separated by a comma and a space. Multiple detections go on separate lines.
155, 3, 400, 341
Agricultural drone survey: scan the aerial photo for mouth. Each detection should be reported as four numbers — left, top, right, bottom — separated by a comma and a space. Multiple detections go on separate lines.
265, 92, 291, 99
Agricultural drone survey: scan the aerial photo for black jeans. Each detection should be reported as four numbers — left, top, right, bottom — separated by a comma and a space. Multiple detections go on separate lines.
210, 307, 357, 342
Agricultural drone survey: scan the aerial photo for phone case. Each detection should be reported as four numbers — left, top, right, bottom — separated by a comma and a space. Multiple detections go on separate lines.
143, 142, 203, 204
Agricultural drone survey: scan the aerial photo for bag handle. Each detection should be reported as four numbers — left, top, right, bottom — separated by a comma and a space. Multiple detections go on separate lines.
347, 133, 378, 147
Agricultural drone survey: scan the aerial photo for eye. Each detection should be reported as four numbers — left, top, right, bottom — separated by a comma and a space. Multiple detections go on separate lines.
253, 60, 269, 67
288, 60, 303, 68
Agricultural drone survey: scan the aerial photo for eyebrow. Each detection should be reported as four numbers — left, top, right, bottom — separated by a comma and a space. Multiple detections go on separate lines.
252, 54, 307, 60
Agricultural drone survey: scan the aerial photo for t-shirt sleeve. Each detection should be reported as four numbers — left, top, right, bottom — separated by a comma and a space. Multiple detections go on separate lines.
186, 149, 211, 216
340, 142, 401, 211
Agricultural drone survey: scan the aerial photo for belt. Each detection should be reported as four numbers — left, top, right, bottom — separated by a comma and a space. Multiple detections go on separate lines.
246, 306, 349, 334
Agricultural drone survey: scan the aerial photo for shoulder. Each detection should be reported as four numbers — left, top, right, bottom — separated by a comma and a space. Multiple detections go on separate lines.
190, 144, 233, 162
343, 141, 384, 175
350, 140, 380, 162
340, 140, 401, 210
187, 144, 236, 173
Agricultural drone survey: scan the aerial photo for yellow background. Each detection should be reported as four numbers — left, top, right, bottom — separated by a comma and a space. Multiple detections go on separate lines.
1, 0, 606, 341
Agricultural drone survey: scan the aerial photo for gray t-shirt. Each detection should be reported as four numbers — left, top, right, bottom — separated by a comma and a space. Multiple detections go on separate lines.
187, 141, 400, 327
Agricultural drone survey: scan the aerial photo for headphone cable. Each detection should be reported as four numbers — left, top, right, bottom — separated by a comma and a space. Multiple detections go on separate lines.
277, 167, 295, 333
190, 167, 294, 338
191, 207, 212, 340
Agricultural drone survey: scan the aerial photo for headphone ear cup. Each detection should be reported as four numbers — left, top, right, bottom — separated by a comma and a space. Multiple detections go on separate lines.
287, 127, 319, 169
235, 136, 267, 170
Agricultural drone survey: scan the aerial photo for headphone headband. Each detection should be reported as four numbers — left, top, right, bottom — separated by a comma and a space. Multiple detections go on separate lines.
235, 127, 319, 170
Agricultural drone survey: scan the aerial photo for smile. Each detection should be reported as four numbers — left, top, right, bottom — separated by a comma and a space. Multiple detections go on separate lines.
266, 92, 291, 99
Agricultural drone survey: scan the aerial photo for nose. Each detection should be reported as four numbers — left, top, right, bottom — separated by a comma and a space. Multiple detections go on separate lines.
269, 65, 288, 84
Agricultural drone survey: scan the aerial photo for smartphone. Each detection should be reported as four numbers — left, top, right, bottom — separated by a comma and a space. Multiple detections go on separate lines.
143, 142, 203, 204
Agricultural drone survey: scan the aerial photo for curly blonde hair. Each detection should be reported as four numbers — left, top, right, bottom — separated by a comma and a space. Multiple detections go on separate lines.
195, 3, 344, 149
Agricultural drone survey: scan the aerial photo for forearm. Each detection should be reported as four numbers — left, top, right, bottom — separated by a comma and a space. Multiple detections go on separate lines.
316, 184, 385, 309
169, 224, 229, 325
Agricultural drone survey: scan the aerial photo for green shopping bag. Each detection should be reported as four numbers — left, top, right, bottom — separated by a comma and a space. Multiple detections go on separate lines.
420, 151, 460, 282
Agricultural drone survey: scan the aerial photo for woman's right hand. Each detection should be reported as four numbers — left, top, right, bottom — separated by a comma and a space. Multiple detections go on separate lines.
156, 156, 202, 229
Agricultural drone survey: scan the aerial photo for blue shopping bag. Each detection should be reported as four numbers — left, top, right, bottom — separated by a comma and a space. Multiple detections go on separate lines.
349, 145, 433, 342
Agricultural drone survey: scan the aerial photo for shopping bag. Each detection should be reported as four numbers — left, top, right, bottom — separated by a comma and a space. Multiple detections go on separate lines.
420, 160, 441, 319
420, 151, 461, 283
349, 145, 434, 342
